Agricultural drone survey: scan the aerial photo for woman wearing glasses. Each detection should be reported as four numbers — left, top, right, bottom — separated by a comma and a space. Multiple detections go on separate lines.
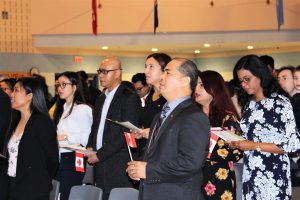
229, 55, 300, 199
54, 71, 93, 200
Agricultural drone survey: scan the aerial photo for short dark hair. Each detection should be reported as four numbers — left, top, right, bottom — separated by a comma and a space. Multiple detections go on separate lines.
173, 58, 199, 92
0, 78, 16, 90
260, 55, 275, 70
233, 55, 281, 105
278, 66, 295, 75
16, 77, 49, 116
296, 65, 300, 72
131, 73, 147, 86
146, 53, 171, 71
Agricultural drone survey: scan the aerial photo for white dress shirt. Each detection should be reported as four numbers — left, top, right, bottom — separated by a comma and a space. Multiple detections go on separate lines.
96, 85, 120, 149
57, 103, 93, 153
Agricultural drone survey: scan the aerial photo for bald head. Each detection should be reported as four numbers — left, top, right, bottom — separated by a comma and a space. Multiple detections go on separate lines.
98, 56, 123, 91
100, 56, 122, 69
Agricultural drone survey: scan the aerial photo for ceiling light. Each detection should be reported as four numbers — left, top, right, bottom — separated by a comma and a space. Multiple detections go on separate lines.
151, 48, 158, 52
101, 46, 109, 50
194, 50, 201, 54
204, 43, 211, 48
247, 45, 254, 50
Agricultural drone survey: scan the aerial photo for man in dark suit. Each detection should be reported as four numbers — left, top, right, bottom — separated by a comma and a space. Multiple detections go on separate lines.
0, 88, 11, 200
86, 56, 141, 200
0, 88, 11, 152
127, 58, 210, 200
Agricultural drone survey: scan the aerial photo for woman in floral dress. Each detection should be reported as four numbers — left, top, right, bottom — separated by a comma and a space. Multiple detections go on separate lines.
230, 55, 300, 200
195, 70, 242, 200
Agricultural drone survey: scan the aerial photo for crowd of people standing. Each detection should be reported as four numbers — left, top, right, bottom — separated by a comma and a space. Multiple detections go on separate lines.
0, 53, 300, 200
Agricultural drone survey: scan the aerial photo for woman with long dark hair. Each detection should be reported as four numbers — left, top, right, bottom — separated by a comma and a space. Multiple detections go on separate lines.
54, 71, 93, 200
229, 55, 300, 199
4, 77, 59, 199
195, 70, 242, 199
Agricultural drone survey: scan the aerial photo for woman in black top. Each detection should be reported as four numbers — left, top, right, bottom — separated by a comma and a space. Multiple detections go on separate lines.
136, 53, 171, 156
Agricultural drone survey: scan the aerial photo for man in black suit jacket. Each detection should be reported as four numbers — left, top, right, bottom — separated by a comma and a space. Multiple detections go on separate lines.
0, 88, 11, 200
127, 58, 210, 200
87, 57, 141, 200
0, 89, 11, 152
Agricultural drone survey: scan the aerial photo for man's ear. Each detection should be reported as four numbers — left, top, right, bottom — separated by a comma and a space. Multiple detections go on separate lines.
182, 76, 191, 87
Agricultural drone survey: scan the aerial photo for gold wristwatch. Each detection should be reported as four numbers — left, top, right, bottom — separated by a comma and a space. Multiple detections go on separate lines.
256, 145, 261, 152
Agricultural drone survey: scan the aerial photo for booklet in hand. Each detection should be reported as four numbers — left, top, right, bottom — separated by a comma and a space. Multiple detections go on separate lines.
59, 144, 96, 155
106, 118, 142, 132
211, 127, 245, 141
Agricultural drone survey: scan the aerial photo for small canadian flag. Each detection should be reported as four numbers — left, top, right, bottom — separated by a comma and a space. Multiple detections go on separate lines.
75, 151, 85, 172
124, 132, 137, 148
207, 131, 220, 159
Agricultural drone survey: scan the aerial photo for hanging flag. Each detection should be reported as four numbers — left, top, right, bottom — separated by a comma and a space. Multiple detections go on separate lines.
124, 132, 137, 148
276, 0, 284, 31
154, 0, 159, 34
75, 151, 85, 172
207, 131, 220, 159
92, 0, 98, 35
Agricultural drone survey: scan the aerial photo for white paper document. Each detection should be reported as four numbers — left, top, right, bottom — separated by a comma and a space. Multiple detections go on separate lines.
106, 118, 142, 132
211, 128, 245, 141
59, 144, 96, 155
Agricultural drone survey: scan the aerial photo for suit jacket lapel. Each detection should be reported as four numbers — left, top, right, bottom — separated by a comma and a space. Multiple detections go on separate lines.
147, 99, 193, 156
105, 84, 124, 120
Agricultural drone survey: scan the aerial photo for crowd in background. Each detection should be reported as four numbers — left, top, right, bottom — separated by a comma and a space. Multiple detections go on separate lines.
0, 53, 300, 200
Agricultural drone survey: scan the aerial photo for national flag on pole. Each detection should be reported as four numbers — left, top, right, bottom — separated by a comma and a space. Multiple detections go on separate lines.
124, 132, 137, 148
75, 151, 85, 172
92, 0, 98, 35
276, 0, 284, 31
207, 131, 220, 159
154, 0, 159, 34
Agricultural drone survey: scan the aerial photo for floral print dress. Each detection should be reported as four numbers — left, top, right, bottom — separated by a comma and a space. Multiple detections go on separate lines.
240, 93, 300, 200
203, 114, 243, 200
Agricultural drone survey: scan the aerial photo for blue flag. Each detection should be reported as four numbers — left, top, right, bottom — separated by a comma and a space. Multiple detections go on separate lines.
154, 0, 158, 34
276, 0, 284, 31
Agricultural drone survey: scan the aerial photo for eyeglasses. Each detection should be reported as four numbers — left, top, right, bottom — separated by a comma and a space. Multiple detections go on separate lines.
97, 68, 122, 75
55, 82, 73, 89
238, 77, 252, 84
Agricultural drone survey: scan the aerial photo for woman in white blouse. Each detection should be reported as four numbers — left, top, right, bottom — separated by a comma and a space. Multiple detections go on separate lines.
53, 71, 93, 200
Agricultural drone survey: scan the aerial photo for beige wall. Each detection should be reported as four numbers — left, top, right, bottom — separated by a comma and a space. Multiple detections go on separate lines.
31, 0, 300, 34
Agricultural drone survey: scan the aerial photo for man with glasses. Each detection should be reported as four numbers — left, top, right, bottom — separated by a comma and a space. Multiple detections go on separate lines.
131, 73, 150, 107
86, 56, 141, 200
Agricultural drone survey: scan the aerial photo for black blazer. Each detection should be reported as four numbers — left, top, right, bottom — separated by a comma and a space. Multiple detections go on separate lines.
139, 99, 210, 200
0, 89, 11, 153
87, 83, 141, 193
3, 112, 59, 199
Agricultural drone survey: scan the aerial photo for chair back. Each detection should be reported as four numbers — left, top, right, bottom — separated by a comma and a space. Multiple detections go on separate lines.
82, 165, 94, 184
108, 188, 139, 200
50, 180, 60, 200
68, 185, 103, 200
